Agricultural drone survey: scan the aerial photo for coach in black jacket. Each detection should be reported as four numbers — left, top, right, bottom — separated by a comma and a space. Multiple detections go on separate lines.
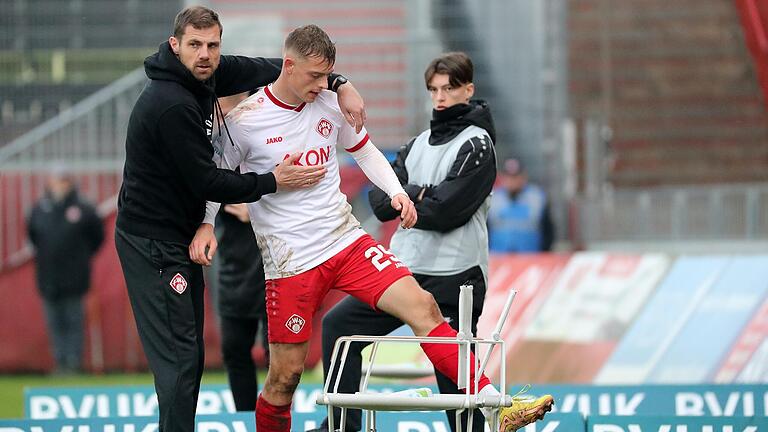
114, 7, 365, 432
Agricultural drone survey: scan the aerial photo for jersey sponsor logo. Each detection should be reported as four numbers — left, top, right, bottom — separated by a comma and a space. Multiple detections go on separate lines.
266, 136, 283, 145
285, 314, 306, 334
315, 118, 333, 138
170, 273, 188, 294
282, 145, 332, 166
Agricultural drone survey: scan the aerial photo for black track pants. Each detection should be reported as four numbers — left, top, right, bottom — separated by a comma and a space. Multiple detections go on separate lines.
220, 314, 270, 411
115, 228, 205, 432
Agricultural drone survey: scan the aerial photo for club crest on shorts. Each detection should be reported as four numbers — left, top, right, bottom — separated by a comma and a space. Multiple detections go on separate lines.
170, 273, 188, 294
315, 118, 333, 138
285, 314, 306, 334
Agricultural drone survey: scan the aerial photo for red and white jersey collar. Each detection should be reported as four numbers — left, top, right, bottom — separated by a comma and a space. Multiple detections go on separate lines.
264, 84, 306, 112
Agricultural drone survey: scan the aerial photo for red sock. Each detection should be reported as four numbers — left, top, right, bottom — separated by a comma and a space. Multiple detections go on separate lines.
255, 394, 292, 432
420, 321, 492, 393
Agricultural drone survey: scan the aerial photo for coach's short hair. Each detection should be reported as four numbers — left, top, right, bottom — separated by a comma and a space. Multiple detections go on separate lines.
173, 6, 222, 39
284, 25, 336, 65
424, 52, 474, 88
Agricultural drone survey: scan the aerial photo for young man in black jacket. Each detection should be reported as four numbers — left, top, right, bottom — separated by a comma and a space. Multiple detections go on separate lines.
311, 52, 553, 432
215, 202, 269, 411
114, 6, 365, 432
213, 93, 269, 413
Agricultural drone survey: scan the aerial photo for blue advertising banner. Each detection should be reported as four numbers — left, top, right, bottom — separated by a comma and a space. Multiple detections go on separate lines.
596, 256, 731, 384
25, 384, 768, 420
646, 256, 768, 383
0, 413, 320, 432
588, 415, 768, 432
530, 384, 768, 417
25, 384, 425, 419
2, 410, 583, 432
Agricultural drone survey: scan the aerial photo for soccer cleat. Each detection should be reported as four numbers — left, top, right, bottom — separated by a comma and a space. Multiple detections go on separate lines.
497, 388, 554, 432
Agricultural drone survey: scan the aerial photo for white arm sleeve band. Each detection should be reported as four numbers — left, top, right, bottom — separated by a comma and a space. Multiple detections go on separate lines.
350, 140, 406, 199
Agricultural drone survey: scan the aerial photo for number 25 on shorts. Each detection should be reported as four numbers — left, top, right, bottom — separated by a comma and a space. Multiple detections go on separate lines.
364, 245, 402, 271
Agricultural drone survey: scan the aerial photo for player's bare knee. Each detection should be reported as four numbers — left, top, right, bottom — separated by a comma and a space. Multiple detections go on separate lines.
418, 289, 441, 317
273, 368, 303, 395
409, 290, 443, 334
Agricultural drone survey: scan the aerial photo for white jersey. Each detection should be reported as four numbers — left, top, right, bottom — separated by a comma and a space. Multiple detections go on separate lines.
213, 85, 368, 279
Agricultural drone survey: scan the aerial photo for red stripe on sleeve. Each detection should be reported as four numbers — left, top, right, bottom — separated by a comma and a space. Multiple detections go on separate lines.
346, 134, 370, 153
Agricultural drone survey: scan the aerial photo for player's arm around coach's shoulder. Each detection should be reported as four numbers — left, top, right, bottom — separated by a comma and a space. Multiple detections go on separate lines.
216, 56, 366, 133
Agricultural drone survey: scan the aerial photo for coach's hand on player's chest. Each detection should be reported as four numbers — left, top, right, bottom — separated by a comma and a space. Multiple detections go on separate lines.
273, 152, 327, 192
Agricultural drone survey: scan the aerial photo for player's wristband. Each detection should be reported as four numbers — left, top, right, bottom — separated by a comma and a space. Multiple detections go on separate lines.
331, 75, 348, 92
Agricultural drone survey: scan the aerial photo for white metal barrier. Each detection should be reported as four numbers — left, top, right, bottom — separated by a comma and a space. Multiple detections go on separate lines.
317, 286, 518, 432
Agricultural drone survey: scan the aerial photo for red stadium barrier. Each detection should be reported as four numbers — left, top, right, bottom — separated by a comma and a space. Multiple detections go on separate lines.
0, 213, 208, 373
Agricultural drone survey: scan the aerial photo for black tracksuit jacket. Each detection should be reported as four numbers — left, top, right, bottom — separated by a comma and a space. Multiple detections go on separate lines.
116, 42, 282, 244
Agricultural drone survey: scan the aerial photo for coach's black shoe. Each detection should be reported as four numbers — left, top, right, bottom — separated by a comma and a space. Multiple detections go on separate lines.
305, 428, 340, 432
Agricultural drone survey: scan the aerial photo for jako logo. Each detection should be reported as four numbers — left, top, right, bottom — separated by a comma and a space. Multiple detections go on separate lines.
266, 136, 283, 145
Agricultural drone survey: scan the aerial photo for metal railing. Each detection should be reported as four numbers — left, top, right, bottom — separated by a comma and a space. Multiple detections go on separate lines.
575, 184, 768, 247
0, 68, 145, 270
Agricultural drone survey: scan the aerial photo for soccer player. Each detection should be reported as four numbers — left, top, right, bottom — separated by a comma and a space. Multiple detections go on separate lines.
193, 25, 553, 432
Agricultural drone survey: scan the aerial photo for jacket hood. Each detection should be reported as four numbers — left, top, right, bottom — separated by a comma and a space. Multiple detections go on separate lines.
144, 41, 214, 96
429, 99, 496, 145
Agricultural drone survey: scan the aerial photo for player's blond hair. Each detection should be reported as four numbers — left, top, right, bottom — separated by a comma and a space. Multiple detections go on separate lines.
284, 25, 336, 66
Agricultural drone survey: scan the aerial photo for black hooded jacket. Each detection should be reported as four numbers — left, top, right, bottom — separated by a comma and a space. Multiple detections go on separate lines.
116, 42, 283, 243
28, 189, 104, 300
369, 100, 497, 232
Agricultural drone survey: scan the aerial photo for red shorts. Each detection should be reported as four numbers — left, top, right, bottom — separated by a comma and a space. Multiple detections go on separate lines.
265, 233, 412, 343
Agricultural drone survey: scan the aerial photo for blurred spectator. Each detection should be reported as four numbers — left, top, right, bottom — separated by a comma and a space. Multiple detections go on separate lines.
215, 203, 269, 411
27, 167, 104, 374
488, 158, 554, 252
